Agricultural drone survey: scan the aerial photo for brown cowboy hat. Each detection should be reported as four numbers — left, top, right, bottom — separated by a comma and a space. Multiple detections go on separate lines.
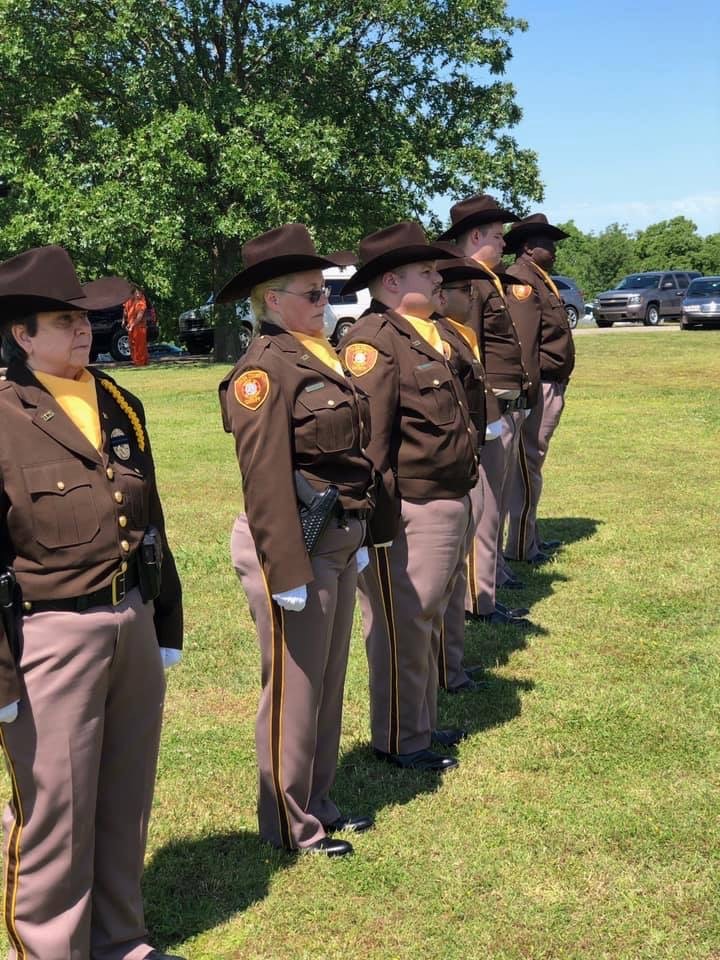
436, 257, 494, 285
215, 223, 356, 303
503, 213, 569, 254
0, 245, 132, 323
436, 194, 519, 242
341, 222, 450, 295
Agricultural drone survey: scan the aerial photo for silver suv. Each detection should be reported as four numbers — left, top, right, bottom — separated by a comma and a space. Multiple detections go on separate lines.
595, 271, 701, 327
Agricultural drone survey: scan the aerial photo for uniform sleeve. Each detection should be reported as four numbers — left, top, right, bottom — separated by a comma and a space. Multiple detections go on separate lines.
225, 366, 313, 594
133, 397, 184, 650
342, 334, 401, 542
539, 296, 575, 379
0, 477, 22, 709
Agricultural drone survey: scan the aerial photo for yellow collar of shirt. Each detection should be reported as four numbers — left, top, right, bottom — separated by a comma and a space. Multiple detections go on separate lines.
402, 314, 444, 357
445, 318, 481, 362
475, 259, 505, 300
34, 368, 102, 450
290, 331, 344, 376
529, 261, 561, 299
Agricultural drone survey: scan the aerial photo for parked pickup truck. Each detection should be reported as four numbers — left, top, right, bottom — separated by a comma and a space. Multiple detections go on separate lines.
594, 271, 702, 327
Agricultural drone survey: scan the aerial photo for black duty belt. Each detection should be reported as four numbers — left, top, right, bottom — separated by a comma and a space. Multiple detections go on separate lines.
335, 505, 371, 523
499, 395, 529, 412
22, 558, 139, 615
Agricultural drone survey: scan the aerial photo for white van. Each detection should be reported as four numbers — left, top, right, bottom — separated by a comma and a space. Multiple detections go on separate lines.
323, 266, 372, 344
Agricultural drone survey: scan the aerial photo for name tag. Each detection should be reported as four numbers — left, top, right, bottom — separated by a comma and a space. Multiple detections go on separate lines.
305, 381, 325, 393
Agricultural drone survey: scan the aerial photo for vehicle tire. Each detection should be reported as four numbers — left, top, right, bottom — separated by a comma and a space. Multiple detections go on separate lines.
643, 303, 660, 326
109, 327, 131, 362
185, 337, 213, 355
237, 323, 253, 355
564, 305, 579, 329
596, 319, 613, 328
332, 319, 355, 345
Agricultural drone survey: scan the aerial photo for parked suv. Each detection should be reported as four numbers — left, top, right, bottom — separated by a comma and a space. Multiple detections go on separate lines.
552, 275, 585, 329
594, 271, 701, 327
323, 266, 372, 343
88, 295, 159, 361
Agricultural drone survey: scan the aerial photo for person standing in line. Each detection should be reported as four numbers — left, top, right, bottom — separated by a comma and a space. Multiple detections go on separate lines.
437, 195, 536, 622
0, 245, 184, 960
503, 214, 575, 563
218, 224, 389, 858
123, 287, 149, 366
340, 222, 478, 771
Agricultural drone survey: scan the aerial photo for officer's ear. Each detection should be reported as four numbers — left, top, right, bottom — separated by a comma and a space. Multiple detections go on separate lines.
264, 288, 282, 312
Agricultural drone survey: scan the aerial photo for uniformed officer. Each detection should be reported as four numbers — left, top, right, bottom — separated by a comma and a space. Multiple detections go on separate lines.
503, 214, 575, 562
340, 222, 478, 771
0, 246, 184, 960
437, 195, 536, 621
218, 224, 387, 857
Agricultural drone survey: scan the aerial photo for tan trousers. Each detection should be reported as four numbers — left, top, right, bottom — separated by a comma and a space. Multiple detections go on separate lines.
438, 479, 484, 691
466, 412, 522, 615
504, 381, 566, 560
231, 513, 364, 850
1, 589, 165, 960
359, 496, 471, 755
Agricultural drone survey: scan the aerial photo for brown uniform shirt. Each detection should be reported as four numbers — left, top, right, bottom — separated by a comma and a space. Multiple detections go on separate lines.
219, 321, 381, 595
0, 361, 183, 707
434, 315, 488, 444
340, 303, 478, 510
506, 257, 576, 383
468, 277, 537, 412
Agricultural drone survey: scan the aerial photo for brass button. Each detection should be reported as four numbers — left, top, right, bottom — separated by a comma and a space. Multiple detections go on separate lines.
432, 379, 440, 386
106, 467, 114, 480
121, 561, 128, 573
118, 515, 128, 528
56, 481, 65, 491
23, 601, 32, 611
120, 539, 130, 552
327, 399, 335, 406
458, 400, 463, 407
114, 491, 123, 503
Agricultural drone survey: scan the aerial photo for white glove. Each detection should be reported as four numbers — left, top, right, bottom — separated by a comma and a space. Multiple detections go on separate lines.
356, 547, 370, 573
522, 407, 532, 419
0, 700, 19, 724
485, 419, 503, 441
272, 585, 307, 612
160, 648, 182, 669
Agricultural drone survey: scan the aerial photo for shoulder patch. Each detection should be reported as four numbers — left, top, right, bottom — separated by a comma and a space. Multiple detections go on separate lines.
234, 369, 270, 410
344, 343, 378, 377
510, 284, 533, 301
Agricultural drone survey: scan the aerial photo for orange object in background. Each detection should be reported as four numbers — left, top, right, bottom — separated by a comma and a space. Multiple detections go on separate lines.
123, 289, 149, 366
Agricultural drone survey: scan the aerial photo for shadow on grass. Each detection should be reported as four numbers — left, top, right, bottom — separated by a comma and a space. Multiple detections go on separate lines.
539, 516, 602, 547
144, 830, 293, 950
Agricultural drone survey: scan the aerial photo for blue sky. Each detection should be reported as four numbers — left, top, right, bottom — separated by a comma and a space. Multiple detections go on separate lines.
469, 0, 720, 237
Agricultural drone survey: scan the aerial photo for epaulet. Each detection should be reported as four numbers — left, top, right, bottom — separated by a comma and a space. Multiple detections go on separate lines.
0, 376, 12, 391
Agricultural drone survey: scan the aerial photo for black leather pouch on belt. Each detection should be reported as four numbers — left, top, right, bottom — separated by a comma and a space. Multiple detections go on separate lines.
0, 569, 20, 661
294, 471, 340, 555
138, 527, 163, 602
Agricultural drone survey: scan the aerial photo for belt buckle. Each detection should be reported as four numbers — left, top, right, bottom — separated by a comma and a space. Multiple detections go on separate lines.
111, 567, 127, 606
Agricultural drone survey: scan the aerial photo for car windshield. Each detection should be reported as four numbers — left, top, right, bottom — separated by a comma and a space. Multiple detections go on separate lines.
687, 279, 720, 297
615, 274, 661, 290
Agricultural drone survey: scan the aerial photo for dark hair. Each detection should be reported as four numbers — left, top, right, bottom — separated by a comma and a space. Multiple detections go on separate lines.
1, 313, 37, 363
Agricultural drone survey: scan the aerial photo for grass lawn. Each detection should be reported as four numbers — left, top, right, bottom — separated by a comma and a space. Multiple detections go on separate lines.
2, 330, 719, 959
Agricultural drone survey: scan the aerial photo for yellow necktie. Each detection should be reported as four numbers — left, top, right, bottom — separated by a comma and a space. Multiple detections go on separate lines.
477, 260, 505, 300
530, 262, 561, 299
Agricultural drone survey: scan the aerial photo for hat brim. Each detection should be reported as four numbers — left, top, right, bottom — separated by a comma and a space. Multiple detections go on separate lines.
0, 276, 134, 326
341, 244, 451, 295
503, 223, 569, 253
216, 252, 356, 304
436, 259, 494, 283
437, 208, 520, 242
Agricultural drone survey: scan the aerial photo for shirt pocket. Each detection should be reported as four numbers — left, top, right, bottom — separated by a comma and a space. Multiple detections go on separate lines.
22, 460, 100, 549
413, 362, 458, 425
297, 387, 357, 454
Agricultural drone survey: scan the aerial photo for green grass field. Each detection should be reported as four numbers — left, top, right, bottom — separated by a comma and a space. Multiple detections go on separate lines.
3, 331, 720, 959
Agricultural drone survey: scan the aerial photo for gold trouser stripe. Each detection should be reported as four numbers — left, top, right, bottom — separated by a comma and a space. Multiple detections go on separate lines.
467, 546, 479, 616
260, 571, 292, 850
375, 546, 400, 755
0, 728, 26, 959
438, 622, 448, 689
516, 431, 532, 559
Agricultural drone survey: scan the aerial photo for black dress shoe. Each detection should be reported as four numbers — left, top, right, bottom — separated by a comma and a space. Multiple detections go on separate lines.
301, 836, 354, 857
432, 727, 468, 747
526, 551, 552, 565
540, 539, 562, 551
144, 952, 188, 960
495, 601, 530, 618
464, 665, 487, 678
498, 578, 526, 590
374, 748, 459, 771
475, 610, 529, 626
326, 814, 374, 834
445, 678, 482, 694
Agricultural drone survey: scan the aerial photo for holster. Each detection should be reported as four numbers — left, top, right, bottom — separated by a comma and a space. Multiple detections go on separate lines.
137, 527, 163, 602
0, 569, 20, 662
294, 472, 340, 556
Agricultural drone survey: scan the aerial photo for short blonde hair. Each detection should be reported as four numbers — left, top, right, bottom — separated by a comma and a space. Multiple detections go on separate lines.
250, 273, 298, 322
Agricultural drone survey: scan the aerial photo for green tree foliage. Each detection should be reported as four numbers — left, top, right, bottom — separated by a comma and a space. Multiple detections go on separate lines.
0, 0, 543, 328
633, 216, 703, 271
